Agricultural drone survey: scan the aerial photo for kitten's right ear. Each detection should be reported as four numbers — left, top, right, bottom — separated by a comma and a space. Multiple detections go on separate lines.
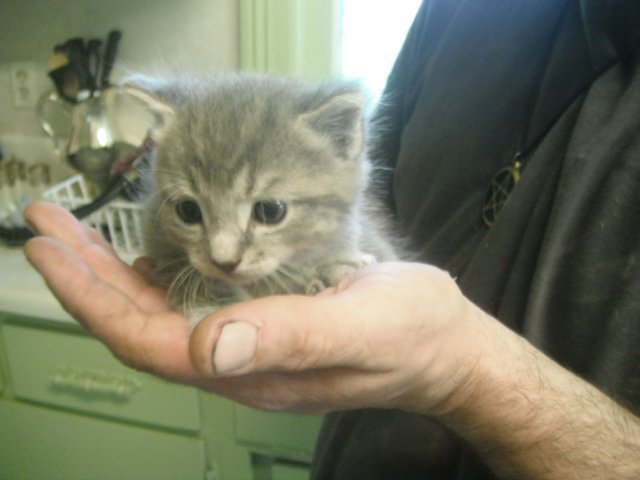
121, 78, 175, 141
300, 88, 365, 161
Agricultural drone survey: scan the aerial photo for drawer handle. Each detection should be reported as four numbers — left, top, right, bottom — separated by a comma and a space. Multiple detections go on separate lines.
49, 365, 141, 400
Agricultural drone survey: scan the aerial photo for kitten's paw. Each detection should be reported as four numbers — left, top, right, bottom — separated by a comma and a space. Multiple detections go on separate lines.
309, 253, 377, 294
354, 253, 377, 267
305, 278, 327, 296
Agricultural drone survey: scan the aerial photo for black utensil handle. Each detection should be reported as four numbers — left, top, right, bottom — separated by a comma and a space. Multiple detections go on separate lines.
101, 30, 122, 88
64, 37, 92, 96
87, 38, 102, 93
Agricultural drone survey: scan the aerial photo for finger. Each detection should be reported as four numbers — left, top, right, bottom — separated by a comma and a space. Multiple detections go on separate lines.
25, 201, 129, 270
26, 201, 99, 249
24, 236, 197, 381
190, 293, 370, 377
25, 236, 143, 338
132, 256, 156, 283
25, 202, 166, 313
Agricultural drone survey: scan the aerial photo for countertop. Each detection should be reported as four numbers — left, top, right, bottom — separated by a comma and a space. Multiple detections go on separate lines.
0, 245, 74, 323
0, 134, 76, 323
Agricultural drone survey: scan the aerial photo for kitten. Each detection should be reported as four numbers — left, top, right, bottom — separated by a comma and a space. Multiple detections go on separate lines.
127, 73, 397, 325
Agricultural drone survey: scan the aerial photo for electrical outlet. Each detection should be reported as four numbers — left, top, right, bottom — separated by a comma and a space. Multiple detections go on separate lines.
10, 62, 39, 109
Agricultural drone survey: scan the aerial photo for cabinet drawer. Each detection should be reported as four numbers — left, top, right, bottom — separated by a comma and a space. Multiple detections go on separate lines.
235, 404, 322, 457
271, 463, 311, 480
0, 400, 205, 480
2, 324, 200, 432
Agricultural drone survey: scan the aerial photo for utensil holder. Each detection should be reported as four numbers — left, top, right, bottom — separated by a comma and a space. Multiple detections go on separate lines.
43, 174, 144, 260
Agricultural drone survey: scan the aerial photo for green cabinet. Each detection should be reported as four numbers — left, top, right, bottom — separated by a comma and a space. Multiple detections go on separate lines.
0, 314, 322, 480
2, 323, 201, 432
235, 405, 322, 456
0, 400, 206, 480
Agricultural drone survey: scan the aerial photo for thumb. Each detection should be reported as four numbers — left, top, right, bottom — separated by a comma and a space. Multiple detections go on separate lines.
189, 294, 362, 377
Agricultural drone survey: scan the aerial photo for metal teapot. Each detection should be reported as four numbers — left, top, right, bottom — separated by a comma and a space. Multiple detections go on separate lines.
37, 87, 152, 190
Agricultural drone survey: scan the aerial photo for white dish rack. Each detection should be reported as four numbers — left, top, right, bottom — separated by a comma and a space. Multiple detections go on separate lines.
43, 174, 144, 258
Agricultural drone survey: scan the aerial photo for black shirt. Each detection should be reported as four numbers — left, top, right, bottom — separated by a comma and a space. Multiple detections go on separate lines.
311, 1, 640, 478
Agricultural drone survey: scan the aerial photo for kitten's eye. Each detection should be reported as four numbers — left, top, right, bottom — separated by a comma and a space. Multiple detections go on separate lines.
253, 200, 287, 225
176, 200, 203, 224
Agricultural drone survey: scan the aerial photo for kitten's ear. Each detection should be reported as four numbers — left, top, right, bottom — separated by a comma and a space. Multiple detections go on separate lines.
301, 89, 365, 160
121, 78, 176, 141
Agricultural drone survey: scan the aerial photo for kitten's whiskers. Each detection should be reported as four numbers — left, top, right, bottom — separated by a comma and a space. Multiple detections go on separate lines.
278, 262, 308, 292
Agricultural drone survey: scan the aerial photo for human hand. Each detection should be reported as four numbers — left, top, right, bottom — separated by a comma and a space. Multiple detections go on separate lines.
24, 201, 487, 415
24, 201, 203, 383
188, 261, 486, 414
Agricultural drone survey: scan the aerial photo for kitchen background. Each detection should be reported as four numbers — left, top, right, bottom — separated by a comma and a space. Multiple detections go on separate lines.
1, 0, 238, 168
0, 2, 421, 479
0, 0, 239, 136
0, 0, 420, 153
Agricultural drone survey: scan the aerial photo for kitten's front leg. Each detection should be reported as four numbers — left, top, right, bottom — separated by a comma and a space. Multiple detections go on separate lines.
306, 253, 377, 295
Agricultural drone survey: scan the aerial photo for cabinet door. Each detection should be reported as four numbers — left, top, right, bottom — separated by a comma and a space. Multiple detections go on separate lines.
271, 463, 311, 480
252, 455, 311, 480
0, 400, 206, 480
2, 323, 200, 432
234, 404, 322, 457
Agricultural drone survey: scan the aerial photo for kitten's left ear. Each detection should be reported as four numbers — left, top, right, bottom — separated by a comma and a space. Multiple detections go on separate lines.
301, 89, 365, 160
121, 80, 176, 141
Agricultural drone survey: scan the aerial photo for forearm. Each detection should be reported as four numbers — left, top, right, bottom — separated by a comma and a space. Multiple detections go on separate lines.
440, 307, 640, 480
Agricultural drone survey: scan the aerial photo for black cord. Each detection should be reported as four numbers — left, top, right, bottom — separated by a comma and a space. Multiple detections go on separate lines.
0, 225, 33, 246
0, 174, 130, 246
70, 174, 128, 218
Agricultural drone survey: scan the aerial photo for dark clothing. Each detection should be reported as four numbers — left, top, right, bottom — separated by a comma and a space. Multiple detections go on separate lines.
311, 1, 640, 478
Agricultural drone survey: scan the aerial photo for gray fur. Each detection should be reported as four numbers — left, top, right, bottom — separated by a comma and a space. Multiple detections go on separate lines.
130, 73, 397, 325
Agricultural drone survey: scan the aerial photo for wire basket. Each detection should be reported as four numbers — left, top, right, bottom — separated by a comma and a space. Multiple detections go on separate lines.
43, 174, 144, 258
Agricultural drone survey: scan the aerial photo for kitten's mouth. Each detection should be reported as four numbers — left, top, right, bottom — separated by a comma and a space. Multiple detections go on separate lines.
192, 256, 279, 286
216, 271, 255, 285
197, 266, 264, 286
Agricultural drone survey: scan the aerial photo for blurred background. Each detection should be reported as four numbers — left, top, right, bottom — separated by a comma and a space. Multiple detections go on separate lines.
0, 0, 420, 137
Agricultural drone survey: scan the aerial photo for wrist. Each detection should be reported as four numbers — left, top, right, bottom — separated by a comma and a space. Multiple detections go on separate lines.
436, 308, 540, 419
423, 304, 506, 417
400, 287, 499, 417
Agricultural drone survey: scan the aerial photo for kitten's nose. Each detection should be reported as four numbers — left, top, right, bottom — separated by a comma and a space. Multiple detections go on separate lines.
213, 259, 241, 274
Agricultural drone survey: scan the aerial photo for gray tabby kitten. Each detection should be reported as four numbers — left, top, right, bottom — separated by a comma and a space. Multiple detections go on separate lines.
128, 73, 397, 325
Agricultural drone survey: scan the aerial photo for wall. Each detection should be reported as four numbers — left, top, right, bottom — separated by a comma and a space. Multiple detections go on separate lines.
0, 0, 239, 140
